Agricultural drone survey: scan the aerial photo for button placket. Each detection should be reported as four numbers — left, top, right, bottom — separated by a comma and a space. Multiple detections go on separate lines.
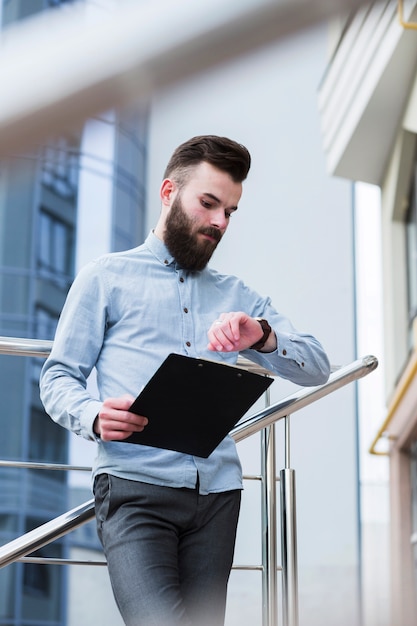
178, 271, 193, 352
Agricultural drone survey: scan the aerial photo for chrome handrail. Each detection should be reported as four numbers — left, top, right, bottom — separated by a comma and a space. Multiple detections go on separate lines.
0, 460, 91, 471
0, 336, 378, 626
0, 354, 377, 568
0, 499, 95, 569
0, 336, 52, 357
231, 354, 377, 442
0, 336, 273, 374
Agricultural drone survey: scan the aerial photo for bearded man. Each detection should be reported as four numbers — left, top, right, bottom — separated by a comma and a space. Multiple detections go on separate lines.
40, 135, 330, 626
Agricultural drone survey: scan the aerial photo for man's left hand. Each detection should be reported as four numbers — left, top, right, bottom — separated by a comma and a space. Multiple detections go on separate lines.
207, 312, 275, 353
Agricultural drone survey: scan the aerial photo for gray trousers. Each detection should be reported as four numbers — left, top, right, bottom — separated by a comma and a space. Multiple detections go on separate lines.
94, 474, 241, 626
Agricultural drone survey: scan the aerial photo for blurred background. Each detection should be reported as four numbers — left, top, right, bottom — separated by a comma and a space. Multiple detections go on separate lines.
0, 1, 416, 625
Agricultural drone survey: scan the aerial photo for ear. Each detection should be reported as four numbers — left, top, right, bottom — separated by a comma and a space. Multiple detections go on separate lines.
160, 178, 177, 207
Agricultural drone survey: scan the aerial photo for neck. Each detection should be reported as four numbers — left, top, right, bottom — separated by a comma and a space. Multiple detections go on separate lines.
153, 220, 165, 241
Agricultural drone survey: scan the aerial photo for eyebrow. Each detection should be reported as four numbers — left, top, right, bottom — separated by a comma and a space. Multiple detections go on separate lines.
203, 192, 238, 212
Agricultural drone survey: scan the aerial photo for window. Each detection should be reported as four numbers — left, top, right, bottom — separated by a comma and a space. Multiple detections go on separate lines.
41, 135, 79, 199
406, 169, 417, 346
23, 555, 51, 598
34, 306, 58, 341
22, 517, 64, 621
38, 208, 74, 277
29, 407, 68, 465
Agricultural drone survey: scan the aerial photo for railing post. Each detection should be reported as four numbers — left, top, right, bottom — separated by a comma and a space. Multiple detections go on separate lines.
261, 385, 278, 626
280, 415, 299, 626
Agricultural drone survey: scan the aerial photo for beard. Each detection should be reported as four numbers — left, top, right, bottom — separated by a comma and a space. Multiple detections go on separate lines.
164, 195, 222, 271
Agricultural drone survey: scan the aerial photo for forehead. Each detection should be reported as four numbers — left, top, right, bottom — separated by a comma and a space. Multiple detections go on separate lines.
183, 162, 242, 204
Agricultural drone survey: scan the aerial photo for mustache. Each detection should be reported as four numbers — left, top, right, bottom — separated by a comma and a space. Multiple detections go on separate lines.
198, 227, 222, 243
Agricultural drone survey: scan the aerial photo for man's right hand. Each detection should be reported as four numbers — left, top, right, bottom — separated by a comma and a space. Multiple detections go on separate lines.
93, 395, 148, 441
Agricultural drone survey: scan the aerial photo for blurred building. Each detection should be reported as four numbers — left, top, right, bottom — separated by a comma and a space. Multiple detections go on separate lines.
0, 2, 388, 626
0, 2, 147, 625
319, 2, 417, 625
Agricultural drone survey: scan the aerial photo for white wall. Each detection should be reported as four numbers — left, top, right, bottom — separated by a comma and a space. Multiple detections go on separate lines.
355, 183, 390, 626
70, 113, 116, 490
68, 114, 125, 626
147, 24, 360, 626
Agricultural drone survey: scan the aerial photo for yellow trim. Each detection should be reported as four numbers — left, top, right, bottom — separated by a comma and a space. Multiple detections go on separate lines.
369, 350, 417, 455
398, 0, 417, 30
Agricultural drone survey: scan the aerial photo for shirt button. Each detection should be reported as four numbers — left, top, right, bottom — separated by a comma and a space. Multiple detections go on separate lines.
301, 362, 305, 367
282, 349, 287, 356
186, 341, 191, 347
184, 307, 188, 313
164, 259, 169, 265
179, 277, 184, 283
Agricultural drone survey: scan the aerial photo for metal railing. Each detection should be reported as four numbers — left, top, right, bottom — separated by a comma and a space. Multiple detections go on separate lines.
0, 336, 378, 626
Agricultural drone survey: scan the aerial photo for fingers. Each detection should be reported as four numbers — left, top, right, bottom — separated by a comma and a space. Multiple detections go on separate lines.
207, 313, 244, 352
97, 395, 148, 442
207, 312, 268, 352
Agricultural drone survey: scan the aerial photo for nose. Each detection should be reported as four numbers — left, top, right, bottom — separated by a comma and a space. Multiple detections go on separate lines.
210, 208, 228, 230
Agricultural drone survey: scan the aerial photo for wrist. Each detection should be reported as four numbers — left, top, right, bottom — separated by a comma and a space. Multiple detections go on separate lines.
93, 414, 101, 437
250, 318, 272, 351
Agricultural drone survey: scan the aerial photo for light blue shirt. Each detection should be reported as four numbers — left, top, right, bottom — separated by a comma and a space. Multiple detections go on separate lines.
40, 231, 330, 495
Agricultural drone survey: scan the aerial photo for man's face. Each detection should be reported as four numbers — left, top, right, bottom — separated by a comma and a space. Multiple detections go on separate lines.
164, 162, 242, 271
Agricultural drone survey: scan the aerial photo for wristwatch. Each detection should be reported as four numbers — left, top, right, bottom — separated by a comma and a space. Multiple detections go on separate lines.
250, 318, 272, 351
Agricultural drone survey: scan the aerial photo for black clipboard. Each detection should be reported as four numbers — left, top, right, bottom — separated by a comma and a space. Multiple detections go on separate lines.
124, 353, 273, 458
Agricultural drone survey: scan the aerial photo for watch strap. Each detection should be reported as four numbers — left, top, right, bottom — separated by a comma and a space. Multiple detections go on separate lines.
250, 318, 272, 351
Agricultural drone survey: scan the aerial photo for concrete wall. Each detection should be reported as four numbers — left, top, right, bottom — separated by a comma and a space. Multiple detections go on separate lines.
147, 24, 359, 626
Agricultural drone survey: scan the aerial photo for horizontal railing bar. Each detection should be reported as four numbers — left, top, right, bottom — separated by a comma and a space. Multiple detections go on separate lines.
19, 556, 107, 566
0, 336, 52, 357
18, 556, 270, 571
233, 565, 284, 573
0, 460, 263, 480
231, 355, 378, 443
0, 354, 377, 569
0, 460, 91, 471
0, 335, 337, 372
0, 336, 375, 388
0, 335, 273, 376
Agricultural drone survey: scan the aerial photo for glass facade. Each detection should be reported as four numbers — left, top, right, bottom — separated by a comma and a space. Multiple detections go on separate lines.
0, 2, 148, 624
0, 139, 79, 626
112, 108, 148, 253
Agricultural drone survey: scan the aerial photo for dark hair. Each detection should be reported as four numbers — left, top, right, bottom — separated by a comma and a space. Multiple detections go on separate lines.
163, 135, 251, 186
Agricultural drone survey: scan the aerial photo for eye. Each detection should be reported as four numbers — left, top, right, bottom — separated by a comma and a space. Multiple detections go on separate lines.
201, 199, 212, 209
225, 211, 232, 219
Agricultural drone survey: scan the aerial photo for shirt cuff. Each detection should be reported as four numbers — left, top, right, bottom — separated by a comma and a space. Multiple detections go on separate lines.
80, 400, 103, 442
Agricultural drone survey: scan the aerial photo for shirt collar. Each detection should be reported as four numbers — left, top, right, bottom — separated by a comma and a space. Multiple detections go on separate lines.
145, 230, 175, 266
